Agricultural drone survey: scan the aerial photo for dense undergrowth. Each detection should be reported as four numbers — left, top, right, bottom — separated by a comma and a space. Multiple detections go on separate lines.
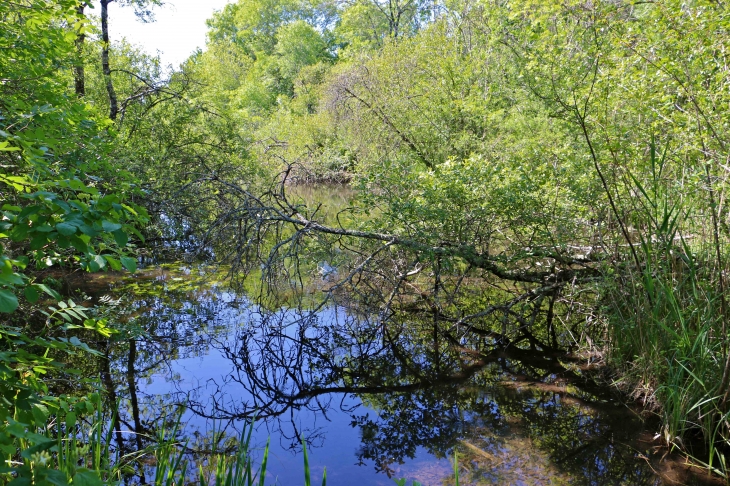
2, 0, 730, 483
601, 152, 730, 475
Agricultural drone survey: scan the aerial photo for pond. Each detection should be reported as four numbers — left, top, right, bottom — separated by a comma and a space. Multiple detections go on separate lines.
72, 261, 717, 486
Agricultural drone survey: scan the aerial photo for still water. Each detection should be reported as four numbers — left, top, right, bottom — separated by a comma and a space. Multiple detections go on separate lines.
75, 262, 717, 486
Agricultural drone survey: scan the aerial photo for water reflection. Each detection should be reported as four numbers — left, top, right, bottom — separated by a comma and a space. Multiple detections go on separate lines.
86, 265, 713, 485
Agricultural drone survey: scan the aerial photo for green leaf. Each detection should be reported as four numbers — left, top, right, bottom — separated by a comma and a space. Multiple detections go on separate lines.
68, 178, 98, 195
36, 284, 61, 301
121, 203, 138, 216
88, 256, 101, 272
6, 476, 32, 486
93, 254, 106, 270
9, 224, 29, 242
101, 220, 122, 232
29, 234, 48, 251
120, 256, 137, 272
70, 235, 89, 253
103, 256, 122, 271
0, 290, 19, 313
0, 272, 24, 286
127, 225, 145, 243
55, 222, 76, 236
45, 469, 69, 486
0, 175, 31, 191
65, 411, 76, 429
24, 286, 39, 303
112, 229, 128, 247
73, 470, 103, 486
77, 223, 98, 237
0, 141, 20, 152
31, 403, 48, 424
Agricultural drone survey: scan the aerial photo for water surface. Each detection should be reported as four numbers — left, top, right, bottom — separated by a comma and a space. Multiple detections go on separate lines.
73, 263, 718, 486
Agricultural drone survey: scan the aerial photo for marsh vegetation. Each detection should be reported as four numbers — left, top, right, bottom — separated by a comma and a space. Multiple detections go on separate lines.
2, 0, 730, 483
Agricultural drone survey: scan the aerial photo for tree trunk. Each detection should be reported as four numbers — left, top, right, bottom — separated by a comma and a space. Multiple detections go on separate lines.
74, 3, 86, 97
100, 0, 118, 120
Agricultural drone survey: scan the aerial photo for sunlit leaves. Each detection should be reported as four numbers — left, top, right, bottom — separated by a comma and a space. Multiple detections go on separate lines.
1, 188, 146, 276
276, 20, 331, 85
0, 2, 157, 483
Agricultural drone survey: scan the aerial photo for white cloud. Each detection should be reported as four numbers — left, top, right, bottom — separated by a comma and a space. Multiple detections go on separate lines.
106, 0, 232, 68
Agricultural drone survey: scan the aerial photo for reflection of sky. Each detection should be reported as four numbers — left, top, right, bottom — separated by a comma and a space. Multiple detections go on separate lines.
108, 266, 699, 486
133, 288, 437, 485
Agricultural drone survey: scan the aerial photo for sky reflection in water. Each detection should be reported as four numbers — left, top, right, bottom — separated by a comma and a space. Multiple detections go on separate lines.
93, 265, 710, 486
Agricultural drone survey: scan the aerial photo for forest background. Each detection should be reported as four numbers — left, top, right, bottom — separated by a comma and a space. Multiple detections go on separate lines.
2, 0, 730, 483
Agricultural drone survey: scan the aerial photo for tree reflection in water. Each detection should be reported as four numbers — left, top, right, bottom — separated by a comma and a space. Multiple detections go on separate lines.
92, 266, 709, 485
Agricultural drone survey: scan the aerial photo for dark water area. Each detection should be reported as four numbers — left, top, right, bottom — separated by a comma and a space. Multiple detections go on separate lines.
68, 264, 720, 486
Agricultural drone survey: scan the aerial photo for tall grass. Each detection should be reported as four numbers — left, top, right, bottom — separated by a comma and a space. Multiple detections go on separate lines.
196, 418, 262, 486
0, 394, 129, 485
602, 143, 730, 478
157, 416, 330, 486
2, 398, 333, 486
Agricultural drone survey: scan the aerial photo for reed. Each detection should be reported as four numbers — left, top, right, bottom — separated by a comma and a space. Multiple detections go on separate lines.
302, 436, 327, 486
602, 142, 730, 478
197, 420, 268, 486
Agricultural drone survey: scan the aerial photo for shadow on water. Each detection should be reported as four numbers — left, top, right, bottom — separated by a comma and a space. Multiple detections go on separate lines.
63, 262, 721, 486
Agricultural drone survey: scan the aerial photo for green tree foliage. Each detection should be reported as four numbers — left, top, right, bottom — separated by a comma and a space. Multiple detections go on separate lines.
0, 0, 147, 292
487, 0, 730, 460
336, 0, 433, 53
317, 17, 594, 260
276, 20, 332, 88
0, 1, 149, 482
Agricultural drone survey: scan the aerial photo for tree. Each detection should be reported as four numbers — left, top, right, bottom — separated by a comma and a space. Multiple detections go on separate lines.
1, 1, 151, 482
472, 1, 730, 465
73, 2, 90, 96
336, 0, 433, 53
98, 0, 163, 120
276, 20, 332, 88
